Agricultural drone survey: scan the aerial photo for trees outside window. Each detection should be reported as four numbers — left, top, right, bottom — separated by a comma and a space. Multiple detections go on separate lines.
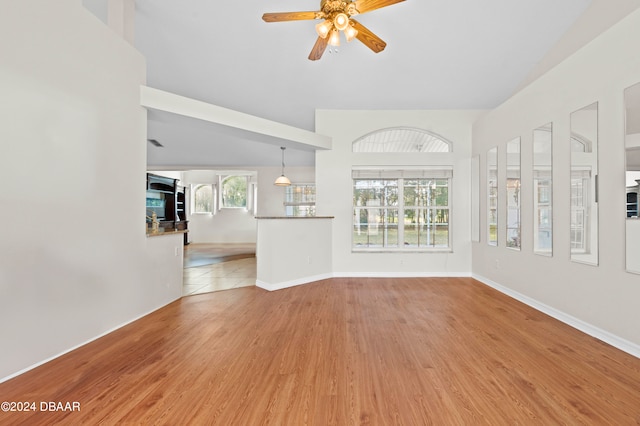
193, 184, 213, 213
221, 176, 247, 208
353, 175, 451, 251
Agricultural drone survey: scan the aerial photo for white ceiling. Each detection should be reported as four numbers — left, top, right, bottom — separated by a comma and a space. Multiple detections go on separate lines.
80, 0, 637, 168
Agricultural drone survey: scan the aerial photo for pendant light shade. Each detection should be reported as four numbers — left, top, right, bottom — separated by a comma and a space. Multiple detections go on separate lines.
274, 175, 291, 186
274, 146, 291, 186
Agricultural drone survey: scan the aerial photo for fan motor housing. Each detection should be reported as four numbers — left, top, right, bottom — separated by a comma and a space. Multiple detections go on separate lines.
321, 0, 355, 15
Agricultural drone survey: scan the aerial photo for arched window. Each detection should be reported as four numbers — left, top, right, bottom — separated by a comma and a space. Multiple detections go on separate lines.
193, 184, 213, 214
351, 127, 454, 251
353, 127, 452, 153
221, 176, 248, 208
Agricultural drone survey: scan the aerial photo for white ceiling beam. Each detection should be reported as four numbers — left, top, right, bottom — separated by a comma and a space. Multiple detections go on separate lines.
140, 86, 332, 151
107, 0, 134, 45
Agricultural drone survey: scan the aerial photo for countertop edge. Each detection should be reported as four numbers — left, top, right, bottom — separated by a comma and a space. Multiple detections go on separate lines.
255, 216, 335, 220
146, 229, 188, 237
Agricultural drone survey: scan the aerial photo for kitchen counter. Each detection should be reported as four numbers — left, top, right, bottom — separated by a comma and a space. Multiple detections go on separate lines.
255, 216, 334, 219
256, 216, 333, 291
146, 229, 188, 238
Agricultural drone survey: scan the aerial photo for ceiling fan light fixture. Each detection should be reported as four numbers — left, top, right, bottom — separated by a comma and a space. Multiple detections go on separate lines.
263, 0, 406, 60
344, 23, 358, 42
328, 29, 340, 47
315, 20, 333, 38
333, 13, 349, 31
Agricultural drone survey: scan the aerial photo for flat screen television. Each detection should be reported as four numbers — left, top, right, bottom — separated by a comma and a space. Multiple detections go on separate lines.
146, 193, 166, 221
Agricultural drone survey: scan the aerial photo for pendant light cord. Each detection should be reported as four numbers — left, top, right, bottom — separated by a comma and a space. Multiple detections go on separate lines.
281, 147, 286, 174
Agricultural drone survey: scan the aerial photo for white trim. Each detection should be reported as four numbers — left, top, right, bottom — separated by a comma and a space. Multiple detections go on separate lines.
257, 272, 472, 291
352, 248, 453, 254
256, 273, 334, 292
191, 183, 214, 214
0, 298, 181, 384
352, 167, 453, 178
473, 274, 640, 359
336, 271, 472, 278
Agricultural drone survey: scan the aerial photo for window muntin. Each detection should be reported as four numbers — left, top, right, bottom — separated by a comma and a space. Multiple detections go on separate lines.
353, 179, 399, 248
353, 173, 451, 251
193, 184, 213, 214
403, 179, 449, 248
353, 127, 451, 153
284, 184, 316, 217
221, 176, 248, 208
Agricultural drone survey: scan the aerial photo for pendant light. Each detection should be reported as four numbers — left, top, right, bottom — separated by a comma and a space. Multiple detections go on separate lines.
274, 146, 291, 186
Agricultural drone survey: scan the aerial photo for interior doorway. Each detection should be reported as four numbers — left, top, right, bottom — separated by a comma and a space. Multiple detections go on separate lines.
182, 243, 256, 296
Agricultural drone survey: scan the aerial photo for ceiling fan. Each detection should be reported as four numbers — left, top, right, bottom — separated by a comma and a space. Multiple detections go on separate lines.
262, 0, 405, 61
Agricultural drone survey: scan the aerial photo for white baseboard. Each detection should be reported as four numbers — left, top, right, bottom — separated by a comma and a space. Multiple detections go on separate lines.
473, 274, 640, 359
335, 271, 472, 278
256, 273, 334, 292
257, 271, 472, 291
0, 297, 181, 384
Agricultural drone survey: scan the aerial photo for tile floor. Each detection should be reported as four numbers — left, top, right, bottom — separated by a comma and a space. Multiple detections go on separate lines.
183, 243, 256, 268
182, 257, 257, 296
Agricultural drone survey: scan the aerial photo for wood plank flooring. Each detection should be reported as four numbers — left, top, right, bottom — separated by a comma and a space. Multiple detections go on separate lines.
1, 277, 639, 425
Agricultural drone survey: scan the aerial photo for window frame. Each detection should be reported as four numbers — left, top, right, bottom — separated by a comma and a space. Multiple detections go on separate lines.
219, 175, 249, 210
352, 168, 452, 252
284, 183, 316, 217
352, 127, 452, 153
191, 183, 214, 215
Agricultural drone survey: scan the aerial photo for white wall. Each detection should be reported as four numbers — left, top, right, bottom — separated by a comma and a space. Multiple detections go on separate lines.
472, 8, 640, 353
179, 166, 315, 243
316, 110, 485, 276
0, 0, 183, 381
256, 218, 333, 290
256, 166, 316, 217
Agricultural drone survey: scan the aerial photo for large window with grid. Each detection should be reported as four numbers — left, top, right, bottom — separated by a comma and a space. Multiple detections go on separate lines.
352, 169, 452, 251
284, 184, 316, 217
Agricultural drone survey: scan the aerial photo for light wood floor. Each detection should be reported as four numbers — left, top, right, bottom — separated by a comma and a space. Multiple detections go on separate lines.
1, 278, 639, 425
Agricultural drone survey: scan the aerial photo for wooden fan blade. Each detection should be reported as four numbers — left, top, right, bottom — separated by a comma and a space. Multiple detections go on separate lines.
308, 36, 329, 61
351, 19, 386, 53
354, 0, 405, 14
262, 11, 319, 22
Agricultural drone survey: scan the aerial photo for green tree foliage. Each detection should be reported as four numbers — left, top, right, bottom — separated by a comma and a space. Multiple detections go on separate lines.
222, 176, 247, 208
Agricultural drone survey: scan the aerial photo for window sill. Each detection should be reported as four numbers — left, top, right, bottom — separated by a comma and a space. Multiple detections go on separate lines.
352, 248, 452, 254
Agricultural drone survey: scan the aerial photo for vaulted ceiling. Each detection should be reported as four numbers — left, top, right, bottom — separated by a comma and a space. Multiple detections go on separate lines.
80, 0, 638, 168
